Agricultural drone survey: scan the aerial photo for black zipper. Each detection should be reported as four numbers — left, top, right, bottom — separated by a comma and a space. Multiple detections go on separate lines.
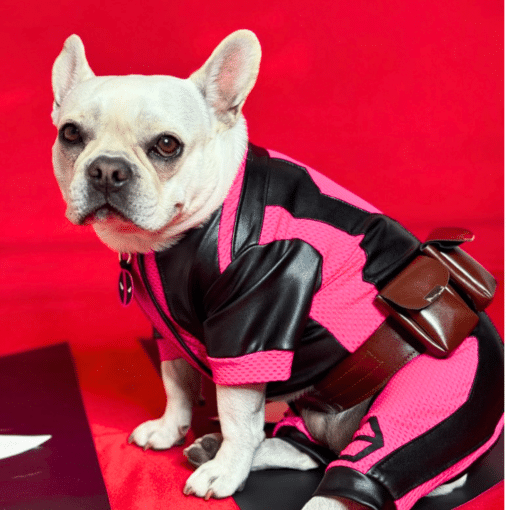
137, 253, 213, 377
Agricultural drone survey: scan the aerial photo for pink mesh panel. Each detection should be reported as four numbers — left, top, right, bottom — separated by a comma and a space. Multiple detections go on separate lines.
133, 254, 209, 372
155, 336, 181, 362
208, 350, 293, 385
218, 153, 247, 273
273, 412, 320, 445
259, 206, 385, 352
259, 206, 364, 284
267, 149, 382, 214
328, 336, 479, 474
394, 415, 503, 509
310, 282, 386, 354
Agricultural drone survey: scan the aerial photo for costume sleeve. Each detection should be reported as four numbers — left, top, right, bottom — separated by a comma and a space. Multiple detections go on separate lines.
202, 239, 322, 385
152, 327, 183, 362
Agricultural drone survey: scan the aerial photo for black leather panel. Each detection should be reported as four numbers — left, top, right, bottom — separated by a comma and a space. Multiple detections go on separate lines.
233, 145, 270, 258
203, 239, 322, 358
314, 465, 395, 509
358, 215, 420, 288
155, 207, 222, 340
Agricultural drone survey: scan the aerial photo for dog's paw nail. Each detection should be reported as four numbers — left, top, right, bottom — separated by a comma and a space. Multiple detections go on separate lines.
128, 434, 134, 444
205, 489, 214, 500
183, 485, 192, 496
143, 443, 150, 451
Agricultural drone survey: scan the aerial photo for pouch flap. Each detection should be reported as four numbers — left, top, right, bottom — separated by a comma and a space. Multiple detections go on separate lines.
379, 256, 450, 310
423, 227, 475, 249
422, 245, 497, 311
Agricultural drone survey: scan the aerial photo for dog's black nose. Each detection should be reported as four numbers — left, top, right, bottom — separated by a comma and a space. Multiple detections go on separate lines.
87, 156, 133, 193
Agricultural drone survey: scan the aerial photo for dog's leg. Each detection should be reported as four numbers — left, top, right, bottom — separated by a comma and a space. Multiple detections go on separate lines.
428, 473, 467, 496
185, 435, 319, 471
302, 497, 370, 510
129, 358, 199, 450
184, 383, 266, 499
251, 438, 320, 470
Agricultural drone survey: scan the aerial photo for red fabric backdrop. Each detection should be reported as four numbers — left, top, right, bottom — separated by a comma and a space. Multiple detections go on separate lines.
0, 1, 503, 509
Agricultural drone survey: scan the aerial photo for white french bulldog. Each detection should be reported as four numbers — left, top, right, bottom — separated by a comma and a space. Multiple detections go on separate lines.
51, 30, 465, 510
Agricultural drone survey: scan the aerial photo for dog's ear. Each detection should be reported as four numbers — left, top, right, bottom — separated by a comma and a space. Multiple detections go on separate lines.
52, 35, 95, 121
190, 30, 261, 128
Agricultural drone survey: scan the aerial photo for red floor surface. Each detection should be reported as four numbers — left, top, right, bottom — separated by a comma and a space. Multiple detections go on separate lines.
0, 1, 503, 509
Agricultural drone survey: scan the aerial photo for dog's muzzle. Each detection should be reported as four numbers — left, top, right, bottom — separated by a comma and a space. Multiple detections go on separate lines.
87, 156, 133, 194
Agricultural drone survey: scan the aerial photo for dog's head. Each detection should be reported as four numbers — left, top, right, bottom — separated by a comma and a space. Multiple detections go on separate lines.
51, 30, 261, 253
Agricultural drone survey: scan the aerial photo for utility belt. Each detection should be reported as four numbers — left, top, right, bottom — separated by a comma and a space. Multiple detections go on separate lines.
314, 227, 497, 410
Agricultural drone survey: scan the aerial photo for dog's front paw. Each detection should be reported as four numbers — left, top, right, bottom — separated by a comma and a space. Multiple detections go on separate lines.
183, 455, 248, 499
183, 433, 223, 468
129, 418, 189, 450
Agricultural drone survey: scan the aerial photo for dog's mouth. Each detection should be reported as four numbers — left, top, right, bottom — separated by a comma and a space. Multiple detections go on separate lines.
82, 204, 133, 226
74, 196, 186, 242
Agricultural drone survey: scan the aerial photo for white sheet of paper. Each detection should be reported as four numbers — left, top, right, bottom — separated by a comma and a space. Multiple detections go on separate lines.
0, 435, 52, 460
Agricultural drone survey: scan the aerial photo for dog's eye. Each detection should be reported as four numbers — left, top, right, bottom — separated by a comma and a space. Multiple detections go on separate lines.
60, 123, 82, 144
152, 135, 181, 158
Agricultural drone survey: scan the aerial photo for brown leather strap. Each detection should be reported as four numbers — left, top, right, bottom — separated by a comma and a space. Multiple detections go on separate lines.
314, 318, 421, 409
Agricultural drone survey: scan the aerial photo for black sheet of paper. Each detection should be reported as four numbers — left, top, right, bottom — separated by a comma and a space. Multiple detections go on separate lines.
0, 343, 110, 510
141, 338, 503, 510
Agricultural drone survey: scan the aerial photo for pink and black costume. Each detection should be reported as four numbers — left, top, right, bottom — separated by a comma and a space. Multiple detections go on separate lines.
130, 145, 503, 510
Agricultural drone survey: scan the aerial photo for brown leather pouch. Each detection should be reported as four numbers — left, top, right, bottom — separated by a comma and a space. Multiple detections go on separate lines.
376, 255, 479, 358
421, 227, 497, 312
